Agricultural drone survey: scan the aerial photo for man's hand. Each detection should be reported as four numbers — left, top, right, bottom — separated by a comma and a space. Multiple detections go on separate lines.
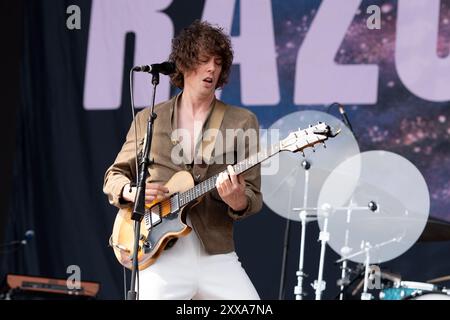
122, 183, 169, 205
216, 165, 248, 212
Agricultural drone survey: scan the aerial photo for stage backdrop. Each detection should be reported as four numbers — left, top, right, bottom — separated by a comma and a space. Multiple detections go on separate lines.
2, 0, 450, 299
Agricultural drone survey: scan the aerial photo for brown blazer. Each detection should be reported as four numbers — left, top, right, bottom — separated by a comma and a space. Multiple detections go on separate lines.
103, 94, 262, 254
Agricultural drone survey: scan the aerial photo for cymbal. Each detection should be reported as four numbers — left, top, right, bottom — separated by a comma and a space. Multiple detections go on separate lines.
318, 150, 430, 264
260, 110, 360, 221
418, 217, 450, 242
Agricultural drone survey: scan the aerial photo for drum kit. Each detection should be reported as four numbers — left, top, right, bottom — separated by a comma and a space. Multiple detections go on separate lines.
261, 110, 450, 301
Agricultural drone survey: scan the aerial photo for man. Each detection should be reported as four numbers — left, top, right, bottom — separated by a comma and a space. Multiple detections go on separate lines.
103, 20, 262, 300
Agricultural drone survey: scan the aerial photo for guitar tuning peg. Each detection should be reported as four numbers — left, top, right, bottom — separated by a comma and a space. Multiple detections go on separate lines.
301, 151, 305, 157
322, 142, 326, 148
312, 146, 316, 152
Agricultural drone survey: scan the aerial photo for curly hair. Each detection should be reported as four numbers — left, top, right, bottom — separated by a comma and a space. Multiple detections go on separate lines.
169, 20, 233, 89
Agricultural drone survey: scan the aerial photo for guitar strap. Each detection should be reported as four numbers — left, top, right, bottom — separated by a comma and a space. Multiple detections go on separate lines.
198, 99, 226, 165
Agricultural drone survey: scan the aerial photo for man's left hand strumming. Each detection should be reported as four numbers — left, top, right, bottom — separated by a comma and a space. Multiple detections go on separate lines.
216, 165, 248, 212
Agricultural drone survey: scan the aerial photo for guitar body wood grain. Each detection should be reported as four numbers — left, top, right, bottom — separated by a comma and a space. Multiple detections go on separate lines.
110, 171, 195, 270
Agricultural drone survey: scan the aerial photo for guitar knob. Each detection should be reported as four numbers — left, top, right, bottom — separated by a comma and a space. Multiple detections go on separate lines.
143, 241, 152, 253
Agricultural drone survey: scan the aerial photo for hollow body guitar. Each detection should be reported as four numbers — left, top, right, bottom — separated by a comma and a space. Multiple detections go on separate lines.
109, 122, 338, 270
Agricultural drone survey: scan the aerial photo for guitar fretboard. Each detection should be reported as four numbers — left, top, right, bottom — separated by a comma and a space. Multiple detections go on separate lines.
178, 142, 281, 207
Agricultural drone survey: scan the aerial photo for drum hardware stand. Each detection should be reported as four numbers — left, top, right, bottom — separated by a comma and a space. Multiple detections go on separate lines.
290, 160, 331, 300
312, 203, 333, 300
333, 263, 365, 299
293, 200, 379, 300
334, 241, 374, 300
278, 159, 316, 300
338, 198, 356, 300
292, 203, 331, 300
336, 200, 379, 300
336, 235, 402, 300
361, 241, 373, 300
338, 256, 350, 300
292, 160, 312, 300
294, 209, 311, 300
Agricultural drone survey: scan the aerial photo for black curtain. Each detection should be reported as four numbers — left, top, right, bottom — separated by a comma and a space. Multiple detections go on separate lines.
0, 1, 23, 243
3, 0, 124, 298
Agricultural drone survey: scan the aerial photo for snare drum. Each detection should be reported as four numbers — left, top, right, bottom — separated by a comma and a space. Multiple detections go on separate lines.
380, 281, 449, 300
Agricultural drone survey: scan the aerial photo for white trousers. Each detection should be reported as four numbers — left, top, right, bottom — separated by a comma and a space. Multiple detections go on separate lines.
138, 221, 260, 300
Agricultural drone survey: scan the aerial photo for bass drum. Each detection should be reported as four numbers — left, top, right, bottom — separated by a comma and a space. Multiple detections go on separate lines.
407, 292, 450, 300
380, 281, 450, 300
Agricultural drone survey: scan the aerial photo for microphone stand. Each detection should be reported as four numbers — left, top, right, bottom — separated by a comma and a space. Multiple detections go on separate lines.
127, 71, 160, 300
0, 240, 27, 254
328, 102, 358, 145
326, 102, 359, 299
0, 231, 34, 254
0, 240, 26, 248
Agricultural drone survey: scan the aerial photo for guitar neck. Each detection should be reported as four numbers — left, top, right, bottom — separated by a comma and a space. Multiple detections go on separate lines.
178, 142, 281, 207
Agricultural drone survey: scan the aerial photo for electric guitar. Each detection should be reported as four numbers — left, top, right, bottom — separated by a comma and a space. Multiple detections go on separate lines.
109, 122, 339, 270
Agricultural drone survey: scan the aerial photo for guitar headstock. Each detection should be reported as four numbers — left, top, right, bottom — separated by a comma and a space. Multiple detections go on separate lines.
279, 122, 340, 153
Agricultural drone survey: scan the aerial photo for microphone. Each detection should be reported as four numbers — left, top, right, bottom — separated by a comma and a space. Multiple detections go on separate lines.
22, 230, 35, 245
132, 62, 176, 75
338, 104, 354, 133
